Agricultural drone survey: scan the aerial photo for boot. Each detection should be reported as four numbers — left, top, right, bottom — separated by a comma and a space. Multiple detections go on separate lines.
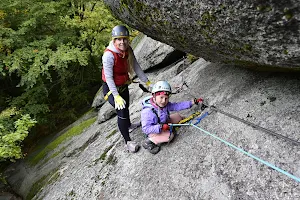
126, 141, 140, 153
128, 122, 141, 133
142, 138, 160, 154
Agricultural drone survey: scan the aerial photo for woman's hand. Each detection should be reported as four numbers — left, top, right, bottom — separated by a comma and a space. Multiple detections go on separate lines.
114, 95, 126, 110
146, 80, 154, 92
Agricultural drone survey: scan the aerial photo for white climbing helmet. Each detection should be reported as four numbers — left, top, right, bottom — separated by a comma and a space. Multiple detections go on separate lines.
152, 81, 172, 94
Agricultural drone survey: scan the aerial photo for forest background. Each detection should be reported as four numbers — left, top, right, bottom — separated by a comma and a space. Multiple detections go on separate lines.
0, 0, 133, 163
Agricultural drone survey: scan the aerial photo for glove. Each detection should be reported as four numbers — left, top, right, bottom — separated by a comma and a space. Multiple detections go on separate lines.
146, 80, 154, 92
161, 124, 170, 131
194, 98, 203, 105
194, 98, 209, 111
114, 95, 126, 110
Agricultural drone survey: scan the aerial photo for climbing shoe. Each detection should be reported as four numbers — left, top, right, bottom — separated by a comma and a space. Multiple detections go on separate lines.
129, 122, 141, 133
142, 139, 160, 154
126, 141, 140, 153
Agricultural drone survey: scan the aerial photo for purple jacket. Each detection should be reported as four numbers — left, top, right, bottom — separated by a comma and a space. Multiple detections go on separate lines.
141, 96, 193, 135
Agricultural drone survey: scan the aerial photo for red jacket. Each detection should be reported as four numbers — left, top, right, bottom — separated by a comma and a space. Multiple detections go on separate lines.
102, 49, 129, 86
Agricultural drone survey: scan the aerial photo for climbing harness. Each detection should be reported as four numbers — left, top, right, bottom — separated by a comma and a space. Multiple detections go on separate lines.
142, 96, 171, 124
104, 91, 112, 101
104, 55, 188, 100
178, 111, 201, 124
104, 79, 139, 100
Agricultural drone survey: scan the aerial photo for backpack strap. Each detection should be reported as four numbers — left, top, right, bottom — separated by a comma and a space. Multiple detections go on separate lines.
167, 109, 170, 121
151, 108, 160, 124
142, 96, 162, 124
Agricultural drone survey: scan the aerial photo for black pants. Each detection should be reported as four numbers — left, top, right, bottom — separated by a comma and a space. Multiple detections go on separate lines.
103, 83, 131, 143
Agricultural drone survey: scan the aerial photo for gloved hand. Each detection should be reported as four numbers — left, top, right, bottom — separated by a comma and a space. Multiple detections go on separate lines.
194, 98, 208, 111
162, 124, 170, 131
194, 98, 203, 105
146, 80, 154, 92
114, 95, 126, 110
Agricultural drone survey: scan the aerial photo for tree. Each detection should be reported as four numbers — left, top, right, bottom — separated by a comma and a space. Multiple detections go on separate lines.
0, 108, 36, 161
0, 0, 120, 160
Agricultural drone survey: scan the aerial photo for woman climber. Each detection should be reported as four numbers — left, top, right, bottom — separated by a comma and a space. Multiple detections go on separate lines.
102, 25, 153, 153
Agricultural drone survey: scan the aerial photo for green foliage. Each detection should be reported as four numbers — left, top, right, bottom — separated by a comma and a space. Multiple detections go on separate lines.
29, 116, 96, 165
9, 85, 50, 124
0, 0, 121, 161
0, 108, 37, 161
0, 0, 120, 113
187, 54, 199, 64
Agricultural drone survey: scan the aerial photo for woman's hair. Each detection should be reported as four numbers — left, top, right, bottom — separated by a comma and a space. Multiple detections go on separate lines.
112, 38, 134, 78
127, 47, 134, 78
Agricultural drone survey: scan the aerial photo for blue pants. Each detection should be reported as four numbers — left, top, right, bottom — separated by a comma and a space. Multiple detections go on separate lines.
103, 83, 131, 143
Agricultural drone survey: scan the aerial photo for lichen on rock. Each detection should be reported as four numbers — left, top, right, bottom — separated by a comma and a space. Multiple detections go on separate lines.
104, 0, 300, 70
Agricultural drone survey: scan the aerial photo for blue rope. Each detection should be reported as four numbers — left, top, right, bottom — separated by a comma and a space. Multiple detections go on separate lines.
169, 124, 173, 136
169, 123, 190, 138
170, 110, 208, 135
194, 112, 209, 125
170, 122, 300, 183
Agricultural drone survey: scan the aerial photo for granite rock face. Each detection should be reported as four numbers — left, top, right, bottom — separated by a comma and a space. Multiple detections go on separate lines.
6, 58, 300, 200
104, 0, 300, 70
133, 34, 178, 71
4, 37, 300, 199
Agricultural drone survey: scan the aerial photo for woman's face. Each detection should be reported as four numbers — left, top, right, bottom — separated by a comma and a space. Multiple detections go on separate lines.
154, 94, 169, 108
114, 38, 129, 51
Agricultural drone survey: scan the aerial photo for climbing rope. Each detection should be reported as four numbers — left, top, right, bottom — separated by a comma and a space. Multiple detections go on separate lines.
178, 79, 300, 146
171, 122, 300, 183
178, 111, 201, 124
142, 74, 300, 182
208, 106, 300, 146
168, 103, 300, 183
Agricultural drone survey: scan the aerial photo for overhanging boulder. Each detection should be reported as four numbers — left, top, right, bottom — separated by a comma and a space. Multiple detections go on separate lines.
104, 0, 300, 70
134, 34, 185, 71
